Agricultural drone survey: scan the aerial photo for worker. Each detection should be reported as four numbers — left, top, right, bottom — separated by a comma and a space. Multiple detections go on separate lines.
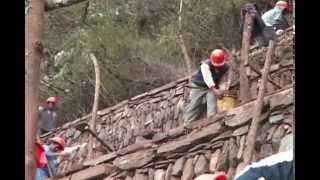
192, 149, 293, 180
183, 49, 230, 126
38, 96, 58, 135
262, 1, 292, 36
35, 137, 87, 180
240, 3, 268, 46
234, 149, 293, 180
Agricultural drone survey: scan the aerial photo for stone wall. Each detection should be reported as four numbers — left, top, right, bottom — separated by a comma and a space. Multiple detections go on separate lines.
43, 30, 294, 177
53, 87, 293, 180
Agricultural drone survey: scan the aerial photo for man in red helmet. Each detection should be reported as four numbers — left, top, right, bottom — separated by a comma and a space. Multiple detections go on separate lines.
262, 1, 292, 36
183, 49, 230, 125
38, 96, 59, 135
35, 137, 87, 179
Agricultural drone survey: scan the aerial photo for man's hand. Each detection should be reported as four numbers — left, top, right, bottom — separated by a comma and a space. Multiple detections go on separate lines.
211, 87, 224, 99
276, 29, 284, 35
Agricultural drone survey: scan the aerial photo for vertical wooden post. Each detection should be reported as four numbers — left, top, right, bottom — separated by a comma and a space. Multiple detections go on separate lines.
25, 0, 45, 179
88, 53, 101, 159
239, 13, 253, 103
243, 40, 276, 165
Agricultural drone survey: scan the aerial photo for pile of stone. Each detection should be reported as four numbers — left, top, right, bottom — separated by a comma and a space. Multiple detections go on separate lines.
50, 87, 293, 180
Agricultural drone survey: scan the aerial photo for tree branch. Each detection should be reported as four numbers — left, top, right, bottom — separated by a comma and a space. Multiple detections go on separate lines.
177, 0, 192, 75
45, 0, 90, 12
81, 1, 90, 23
88, 53, 101, 159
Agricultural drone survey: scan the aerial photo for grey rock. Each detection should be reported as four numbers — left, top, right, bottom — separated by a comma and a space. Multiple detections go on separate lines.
204, 150, 212, 161
193, 155, 200, 165
272, 125, 286, 151
269, 89, 293, 110
125, 176, 133, 180
228, 138, 238, 168
73, 130, 82, 139
83, 152, 118, 166
181, 158, 194, 180
165, 164, 173, 180
113, 149, 155, 170
133, 172, 148, 180
170, 176, 180, 180
216, 142, 229, 171
154, 169, 165, 180
148, 168, 155, 180
224, 106, 253, 127
232, 125, 249, 136
172, 156, 186, 176
158, 123, 222, 155
258, 144, 274, 160
279, 133, 293, 152
209, 149, 221, 172
269, 114, 284, 124
194, 155, 209, 176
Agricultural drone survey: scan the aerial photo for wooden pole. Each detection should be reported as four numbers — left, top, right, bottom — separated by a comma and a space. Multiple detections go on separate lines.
88, 53, 101, 159
243, 40, 276, 165
25, 0, 45, 179
239, 13, 253, 103
177, 0, 192, 75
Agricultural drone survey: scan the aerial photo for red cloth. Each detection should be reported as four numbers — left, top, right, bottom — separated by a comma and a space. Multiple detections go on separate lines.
35, 142, 48, 168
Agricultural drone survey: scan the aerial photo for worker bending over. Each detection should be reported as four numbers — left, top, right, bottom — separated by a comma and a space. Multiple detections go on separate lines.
183, 49, 230, 126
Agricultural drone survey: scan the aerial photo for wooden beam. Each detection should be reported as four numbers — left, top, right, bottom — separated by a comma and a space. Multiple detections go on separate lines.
239, 13, 253, 102
243, 40, 276, 165
248, 63, 282, 89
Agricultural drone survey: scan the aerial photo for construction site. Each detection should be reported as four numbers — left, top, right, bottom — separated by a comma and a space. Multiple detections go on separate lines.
26, 0, 294, 180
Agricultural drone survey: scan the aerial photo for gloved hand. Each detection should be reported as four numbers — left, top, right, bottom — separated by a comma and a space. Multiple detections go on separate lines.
276, 29, 284, 35
211, 87, 224, 99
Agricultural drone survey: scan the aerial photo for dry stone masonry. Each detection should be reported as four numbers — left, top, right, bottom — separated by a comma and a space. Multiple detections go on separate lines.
44, 30, 293, 180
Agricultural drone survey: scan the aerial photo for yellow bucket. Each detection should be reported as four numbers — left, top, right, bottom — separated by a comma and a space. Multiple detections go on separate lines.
217, 90, 237, 112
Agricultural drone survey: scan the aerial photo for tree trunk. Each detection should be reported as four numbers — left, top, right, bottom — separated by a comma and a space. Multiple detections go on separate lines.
177, 0, 192, 75
25, 0, 45, 179
88, 53, 101, 159
45, 0, 90, 11
243, 40, 276, 165
239, 13, 253, 103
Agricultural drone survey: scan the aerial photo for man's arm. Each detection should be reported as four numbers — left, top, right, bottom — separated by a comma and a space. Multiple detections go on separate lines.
200, 63, 215, 88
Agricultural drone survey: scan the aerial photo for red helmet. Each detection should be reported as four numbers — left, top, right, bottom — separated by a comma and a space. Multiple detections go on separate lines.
210, 49, 225, 67
46, 96, 58, 105
49, 137, 65, 151
275, 1, 289, 10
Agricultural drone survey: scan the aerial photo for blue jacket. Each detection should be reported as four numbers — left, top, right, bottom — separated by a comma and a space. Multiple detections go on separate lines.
235, 150, 293, 180
191, 59, 229, 88
262, 7, 284, 29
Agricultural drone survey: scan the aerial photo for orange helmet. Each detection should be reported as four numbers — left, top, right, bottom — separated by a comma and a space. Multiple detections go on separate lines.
46, 96, 58, 105
210, 49, 225, 67
275, 1, 289, 10
49, 137, 65, 151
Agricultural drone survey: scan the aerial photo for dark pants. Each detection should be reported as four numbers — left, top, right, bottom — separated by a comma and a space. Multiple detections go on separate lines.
254, 26, 277, 47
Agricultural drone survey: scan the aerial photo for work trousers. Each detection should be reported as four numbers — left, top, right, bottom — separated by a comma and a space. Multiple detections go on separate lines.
183, 83, 217, 125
